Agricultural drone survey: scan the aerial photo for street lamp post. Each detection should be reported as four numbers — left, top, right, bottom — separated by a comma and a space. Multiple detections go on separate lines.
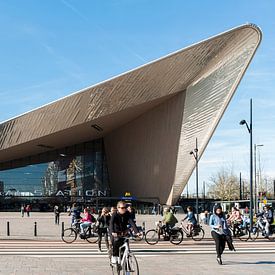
239, 172, 242, 200
190, 138, 199, 221
239, 98, 254, 232
254, 144, 264, 214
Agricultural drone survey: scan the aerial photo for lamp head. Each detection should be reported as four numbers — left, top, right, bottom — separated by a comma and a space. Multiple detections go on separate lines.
239, 120, 246, 125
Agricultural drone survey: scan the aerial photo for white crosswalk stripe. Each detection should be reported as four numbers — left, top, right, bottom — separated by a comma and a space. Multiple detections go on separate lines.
0, 240, 274, 257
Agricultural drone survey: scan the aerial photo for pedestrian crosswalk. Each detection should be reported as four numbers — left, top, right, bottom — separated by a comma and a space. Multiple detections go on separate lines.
0, 240, 274, 257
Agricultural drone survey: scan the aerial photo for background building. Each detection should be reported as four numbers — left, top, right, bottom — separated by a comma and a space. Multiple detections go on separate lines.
0, 24, 261, 206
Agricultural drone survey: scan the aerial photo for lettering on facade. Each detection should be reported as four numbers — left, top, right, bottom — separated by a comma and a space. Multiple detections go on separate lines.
85, 190, 107, 197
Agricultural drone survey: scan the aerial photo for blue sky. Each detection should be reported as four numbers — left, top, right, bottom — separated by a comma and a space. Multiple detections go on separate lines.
0, 0, 274, 194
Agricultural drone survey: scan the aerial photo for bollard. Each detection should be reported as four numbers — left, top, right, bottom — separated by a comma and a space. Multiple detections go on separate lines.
61, 222, 64, 237
142, 221, 146, 232
7, 221, 10, 236
34, 222, 37, 237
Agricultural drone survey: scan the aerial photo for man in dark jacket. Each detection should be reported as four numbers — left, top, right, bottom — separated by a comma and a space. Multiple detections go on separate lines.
109, 201, 140, 265
257, 205, 273, 236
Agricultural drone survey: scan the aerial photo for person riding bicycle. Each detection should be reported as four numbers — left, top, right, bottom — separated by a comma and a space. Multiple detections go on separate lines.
109, 201, 140, 266
127, 205, 136, 223
69, 203, 82, 225
182, 206, 197, 236
256, 205, 273, 237
80, 208, 96, 237
162, 207, 178, 236
127, 205, 137, 237
227, 207, 242, 237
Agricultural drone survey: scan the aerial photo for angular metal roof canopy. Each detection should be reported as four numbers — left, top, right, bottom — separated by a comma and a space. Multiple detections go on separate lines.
0, 24, 262, 204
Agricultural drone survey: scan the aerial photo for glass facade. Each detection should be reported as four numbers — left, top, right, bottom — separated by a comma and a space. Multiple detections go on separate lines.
0, 138, 110, 199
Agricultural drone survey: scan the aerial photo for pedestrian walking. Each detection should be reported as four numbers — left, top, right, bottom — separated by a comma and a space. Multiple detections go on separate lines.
54, 205, 60, 225
20, 205, 25, 217
97, 207, 111, 252
25, 205, 31, 217
209, 205, 235, 265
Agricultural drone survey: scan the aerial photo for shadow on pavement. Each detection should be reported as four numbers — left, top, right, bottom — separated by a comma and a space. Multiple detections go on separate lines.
226, 261, 275, 265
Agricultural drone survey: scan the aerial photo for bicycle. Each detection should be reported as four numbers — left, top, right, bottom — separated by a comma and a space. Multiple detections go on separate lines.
128, 225, 145, 241
227, 221, 250, 241
110, 236, 139, 275
250, 218, 275, 241
62, 221, 99, 243
180, 222, 205, 241
145, 221, 183, 245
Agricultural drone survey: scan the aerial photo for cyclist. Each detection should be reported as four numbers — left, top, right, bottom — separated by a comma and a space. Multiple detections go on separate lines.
69, 203, 82, 225
127, 205, 136, 223
227, 207, 242, 237
110, 206, 117, 216
256, 205, 273, 237
162, 207, 178, 236
80, 208, 95, 236
109, 201, 140, 266
182, 206, 197, 236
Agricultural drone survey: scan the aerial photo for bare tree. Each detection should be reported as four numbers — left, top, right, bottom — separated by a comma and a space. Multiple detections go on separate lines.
207, 166, 249, 200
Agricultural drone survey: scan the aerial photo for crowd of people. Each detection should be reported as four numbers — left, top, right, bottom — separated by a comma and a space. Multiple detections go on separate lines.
66, 201, 141, 266
50, 201, 274, 266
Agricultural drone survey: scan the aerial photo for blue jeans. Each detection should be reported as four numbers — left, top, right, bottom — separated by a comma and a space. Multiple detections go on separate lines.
80, 222, 91, 233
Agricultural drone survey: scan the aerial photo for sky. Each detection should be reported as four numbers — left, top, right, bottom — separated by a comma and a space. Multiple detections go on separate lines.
0, 0, 274, 194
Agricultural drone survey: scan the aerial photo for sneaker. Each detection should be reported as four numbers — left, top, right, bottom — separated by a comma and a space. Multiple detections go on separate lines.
111, 256, 118, 265
216, 257, 222, 265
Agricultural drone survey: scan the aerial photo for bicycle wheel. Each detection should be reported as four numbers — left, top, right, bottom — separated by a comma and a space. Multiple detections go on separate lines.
238, 226, 250, 241
170, 230, 183, 245
145, 229, 159, 245
249, 227, 259, 241
122, 253, 139, 275
191, 227, 205, 241
62, 228, 77, 243
84, 227, 99, 243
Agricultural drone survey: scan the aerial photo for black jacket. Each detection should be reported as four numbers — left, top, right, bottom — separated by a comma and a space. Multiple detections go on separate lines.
109, 211, 138, 234
97, 214, 111, 228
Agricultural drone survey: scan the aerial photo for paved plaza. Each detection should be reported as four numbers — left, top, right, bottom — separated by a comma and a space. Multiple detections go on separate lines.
0, 212, 275, 274
0, 212, 205, 240
0, 240, 274, 274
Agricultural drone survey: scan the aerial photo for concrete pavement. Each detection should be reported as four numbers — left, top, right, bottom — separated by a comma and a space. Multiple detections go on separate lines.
0, 240, 274, 274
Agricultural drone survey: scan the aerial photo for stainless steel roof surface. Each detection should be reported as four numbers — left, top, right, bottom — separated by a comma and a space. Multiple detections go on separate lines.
0, 24, 262, 203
